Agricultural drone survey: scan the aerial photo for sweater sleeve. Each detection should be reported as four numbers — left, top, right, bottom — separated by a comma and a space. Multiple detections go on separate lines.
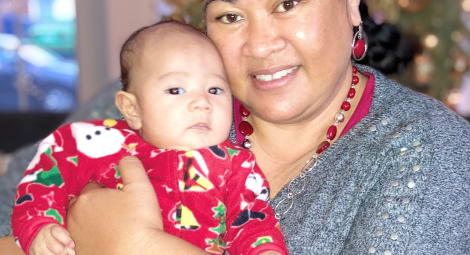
11, 124, 79, 255
403, 114, 470, 253
343, 112, 470, 254
224, 149, 288, 255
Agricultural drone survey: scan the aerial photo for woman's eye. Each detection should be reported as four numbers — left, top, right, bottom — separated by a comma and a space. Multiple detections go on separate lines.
167, 87, 185, 95
274, 0, 300, 13
208, 87, 223, 95
216, 13, 243, 24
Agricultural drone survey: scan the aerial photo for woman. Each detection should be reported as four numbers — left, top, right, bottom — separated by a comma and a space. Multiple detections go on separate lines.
3, 0, 469, 254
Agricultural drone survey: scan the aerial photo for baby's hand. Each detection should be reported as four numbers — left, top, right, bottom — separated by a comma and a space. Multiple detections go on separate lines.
30, 223, 75, 255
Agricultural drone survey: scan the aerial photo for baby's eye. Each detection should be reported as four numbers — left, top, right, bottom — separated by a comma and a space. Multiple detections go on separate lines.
216, 13, 243, 24
167, 87, 185, 95
274, 0, 300, 13
208, 87, 223, 95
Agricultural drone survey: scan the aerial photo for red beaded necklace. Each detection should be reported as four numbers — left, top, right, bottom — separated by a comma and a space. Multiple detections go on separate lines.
239, 66, 360, 155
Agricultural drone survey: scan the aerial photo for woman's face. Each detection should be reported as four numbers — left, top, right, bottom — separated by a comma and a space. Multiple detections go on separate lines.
206, 0, 361, 124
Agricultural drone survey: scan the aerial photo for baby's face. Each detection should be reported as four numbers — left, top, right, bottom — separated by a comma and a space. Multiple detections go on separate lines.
130, 30, 232, 150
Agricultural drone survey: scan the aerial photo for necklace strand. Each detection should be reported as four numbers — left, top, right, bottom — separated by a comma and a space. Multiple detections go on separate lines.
239, 66, 360, 219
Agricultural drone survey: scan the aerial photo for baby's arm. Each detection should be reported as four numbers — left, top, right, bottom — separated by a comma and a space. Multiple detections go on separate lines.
30, 224, 75, 255
224, 149, 288, 255
11, 125, 80, 255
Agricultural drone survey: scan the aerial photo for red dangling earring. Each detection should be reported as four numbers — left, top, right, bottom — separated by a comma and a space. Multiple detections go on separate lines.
239, 105, 253, 149
352, 22, 368, 61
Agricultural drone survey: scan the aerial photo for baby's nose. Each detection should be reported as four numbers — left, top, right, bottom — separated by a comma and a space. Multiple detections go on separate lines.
189, 94, 211, 111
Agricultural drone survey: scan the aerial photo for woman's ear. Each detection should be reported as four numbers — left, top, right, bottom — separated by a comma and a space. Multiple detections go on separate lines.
347, 0, 362, 27
115, 91, 142, 130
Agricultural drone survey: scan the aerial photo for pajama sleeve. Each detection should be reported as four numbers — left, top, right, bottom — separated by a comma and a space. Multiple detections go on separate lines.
224, 149, 288, 255
11, 124, 82, 255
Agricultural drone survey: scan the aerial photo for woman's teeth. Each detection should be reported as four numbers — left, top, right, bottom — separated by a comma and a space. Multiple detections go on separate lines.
254, 66, 298, 81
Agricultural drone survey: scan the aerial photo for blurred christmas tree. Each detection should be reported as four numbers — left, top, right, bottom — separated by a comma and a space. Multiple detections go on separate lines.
366, 0, 468, 104
158, 0, 205, 30
161, 0, 470, 108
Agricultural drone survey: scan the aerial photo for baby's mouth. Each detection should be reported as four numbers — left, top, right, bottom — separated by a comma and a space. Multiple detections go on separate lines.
190, 123, 211, 131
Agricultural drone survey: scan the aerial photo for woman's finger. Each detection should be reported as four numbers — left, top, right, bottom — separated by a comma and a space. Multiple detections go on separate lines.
118, 156, 152, 188
80, 182, 102, 194
68, 182, 102, 206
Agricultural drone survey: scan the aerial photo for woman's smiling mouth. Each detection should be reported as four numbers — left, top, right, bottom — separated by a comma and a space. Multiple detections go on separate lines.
251, 65, 300, 90
253, 66, 299, 81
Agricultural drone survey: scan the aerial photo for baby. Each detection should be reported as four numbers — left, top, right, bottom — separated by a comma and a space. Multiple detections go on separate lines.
12, 20, 287, 255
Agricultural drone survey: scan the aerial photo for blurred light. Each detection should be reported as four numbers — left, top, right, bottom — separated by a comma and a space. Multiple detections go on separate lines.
0, 34, 20, 50
28, 0, 41, 21
447, 89, 463, 106
155, 0, 177, 18
45, 89, 75, 112
462, 0, 470, 12
398, 0, 410, 8
52, 0, 76, 21
18, 45, 57, 67
452, 31, 463, 42
424, 34, 439, 48
414, 53, 434, 84
454, 56, 467, 72
457, 72, 470, 116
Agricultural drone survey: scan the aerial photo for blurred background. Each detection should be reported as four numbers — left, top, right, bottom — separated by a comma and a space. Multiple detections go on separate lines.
1, 0, 470, 172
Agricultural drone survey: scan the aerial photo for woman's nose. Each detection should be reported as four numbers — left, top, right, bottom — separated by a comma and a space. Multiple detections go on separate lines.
243, 17, 286, 58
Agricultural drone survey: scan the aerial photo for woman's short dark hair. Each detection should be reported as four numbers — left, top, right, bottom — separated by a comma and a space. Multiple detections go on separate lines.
357, 0, 420, 75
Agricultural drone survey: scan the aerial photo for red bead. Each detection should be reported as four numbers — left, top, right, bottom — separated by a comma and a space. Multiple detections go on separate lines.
341, 101, 351, 111
327, 125, 337, 140
353, 39, 365, 59
240, 105, 250, 117
316, 141, 330, 154
239, 121, 253, 136
352, 66, 357, 73
352, 75, 359, 85
348, 88, 356, 98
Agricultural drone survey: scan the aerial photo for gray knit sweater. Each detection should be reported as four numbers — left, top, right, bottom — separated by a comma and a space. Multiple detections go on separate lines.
268, 66, 470, 254
1, 67, 469, 254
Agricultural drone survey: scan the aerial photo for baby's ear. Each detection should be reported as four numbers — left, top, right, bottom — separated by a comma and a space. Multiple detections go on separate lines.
115, 91, 142, 130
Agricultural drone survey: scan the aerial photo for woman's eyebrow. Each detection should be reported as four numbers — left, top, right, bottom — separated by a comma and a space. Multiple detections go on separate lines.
205, 0, 236, 9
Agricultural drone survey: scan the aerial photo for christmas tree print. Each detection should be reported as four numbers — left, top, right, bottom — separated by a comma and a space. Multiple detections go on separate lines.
205, 201, 227, 254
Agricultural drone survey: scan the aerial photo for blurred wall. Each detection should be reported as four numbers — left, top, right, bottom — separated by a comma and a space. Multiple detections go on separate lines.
76, 0, 159, 104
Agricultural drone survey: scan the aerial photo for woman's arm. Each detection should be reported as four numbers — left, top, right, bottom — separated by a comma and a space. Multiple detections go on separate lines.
0, 236, 24, 255
66, 156, 206, 255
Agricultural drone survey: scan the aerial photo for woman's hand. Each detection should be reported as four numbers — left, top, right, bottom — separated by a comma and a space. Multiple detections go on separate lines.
67, 156, 162, 255
66, 156, 206, 255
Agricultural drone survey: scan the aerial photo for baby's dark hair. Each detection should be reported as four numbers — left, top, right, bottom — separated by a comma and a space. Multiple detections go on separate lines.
120, 19, 205, 91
